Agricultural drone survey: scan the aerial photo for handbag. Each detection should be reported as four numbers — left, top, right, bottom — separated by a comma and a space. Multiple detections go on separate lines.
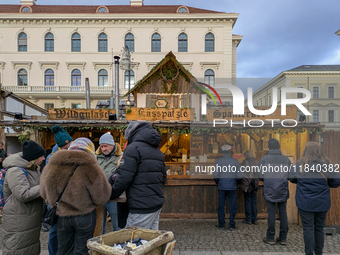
43, 165, 79, 227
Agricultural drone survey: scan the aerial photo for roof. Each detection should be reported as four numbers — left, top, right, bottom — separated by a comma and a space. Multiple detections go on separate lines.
287, 65, 340, 72
0, 5, 225, 14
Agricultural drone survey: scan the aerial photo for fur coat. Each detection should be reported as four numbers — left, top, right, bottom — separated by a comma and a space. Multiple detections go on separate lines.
40, 150, 111, 217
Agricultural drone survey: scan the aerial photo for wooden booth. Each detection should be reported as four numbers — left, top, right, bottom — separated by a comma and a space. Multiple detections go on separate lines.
1, 52, 335, 228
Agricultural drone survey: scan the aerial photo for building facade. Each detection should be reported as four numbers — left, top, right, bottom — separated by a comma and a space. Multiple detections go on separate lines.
249, 65, 340, 130
0, 0, 242, 110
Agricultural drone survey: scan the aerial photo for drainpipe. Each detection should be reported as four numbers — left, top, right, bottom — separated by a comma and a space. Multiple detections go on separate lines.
85, 78, 90, 109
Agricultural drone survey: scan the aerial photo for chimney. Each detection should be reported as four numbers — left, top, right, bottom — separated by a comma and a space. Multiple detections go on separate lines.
130, 0, 144, 6
21, 0, 36, 5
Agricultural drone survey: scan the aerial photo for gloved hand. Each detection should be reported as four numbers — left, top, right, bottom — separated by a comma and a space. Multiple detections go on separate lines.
109, 173, 118, 185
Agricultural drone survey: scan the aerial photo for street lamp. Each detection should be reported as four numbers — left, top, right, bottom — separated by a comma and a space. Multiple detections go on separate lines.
120, 45, 132, 105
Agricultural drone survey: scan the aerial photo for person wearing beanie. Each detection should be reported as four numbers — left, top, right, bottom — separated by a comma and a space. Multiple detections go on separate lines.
96, 132, 122, 233
257, 138, 292, 245
40, 137, 111, 255
51, 125, 73, 149
44, 125, 73, 255
110, 121, 166, 230
213, 144, 241, 231
2, 140, 45, 255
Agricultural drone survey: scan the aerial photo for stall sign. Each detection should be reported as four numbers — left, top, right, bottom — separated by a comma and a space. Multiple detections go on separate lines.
49, 109, 116, 120
154, 99, 168, 108
126, 108, 193, 121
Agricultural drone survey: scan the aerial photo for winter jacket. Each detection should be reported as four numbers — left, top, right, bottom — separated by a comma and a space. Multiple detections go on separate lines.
96, 143, 122, 181
40, 150, 111, 217
110, 122, 167, 214
289, 160, 340, 212
239, 157, 259, 192
213, 154, 241, 191
45, 144, 59, 165
257, 149, 292, 202
2, 153, 43, 255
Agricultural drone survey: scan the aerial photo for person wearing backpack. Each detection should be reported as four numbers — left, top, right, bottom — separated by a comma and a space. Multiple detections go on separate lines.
2, 140, 45, 255
239, 150, 259, 225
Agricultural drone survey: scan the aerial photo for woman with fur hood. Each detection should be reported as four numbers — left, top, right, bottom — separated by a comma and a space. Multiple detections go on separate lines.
40, 137, 111, 255
2, 140, 45, 255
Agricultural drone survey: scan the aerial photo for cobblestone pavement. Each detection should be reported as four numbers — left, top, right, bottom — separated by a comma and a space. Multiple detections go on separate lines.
1, 219, 340, 254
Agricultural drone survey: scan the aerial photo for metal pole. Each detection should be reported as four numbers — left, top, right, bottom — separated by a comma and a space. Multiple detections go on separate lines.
85, 77, 90, 109
114, 56, 120, 118
110, 90, 114, 109
128, 62, 131, 102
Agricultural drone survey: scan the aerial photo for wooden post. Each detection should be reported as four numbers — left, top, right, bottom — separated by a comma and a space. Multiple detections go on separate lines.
93, 206, 104, 237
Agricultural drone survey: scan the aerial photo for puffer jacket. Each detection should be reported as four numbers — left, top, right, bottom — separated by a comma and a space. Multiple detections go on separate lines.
2, 153, 43, 255
289, 160, 340, 212
257, 149, 292, 202
96, 142, 122, 181
110, 122, 167, 214
213, 154, 241, 190
40, 150, 111, 217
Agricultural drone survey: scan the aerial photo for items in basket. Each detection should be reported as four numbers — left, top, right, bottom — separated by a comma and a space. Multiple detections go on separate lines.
112, 238, 148, 250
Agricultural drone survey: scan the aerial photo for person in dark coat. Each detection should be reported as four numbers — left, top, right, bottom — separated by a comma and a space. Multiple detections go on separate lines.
0, 140, 7, 169
213, 144, 241, 231
257, 138, 292, 245
2, 140, 45, 255
110, 121, 167, 230
239, 150, 259, 225
289, 142, 340, 255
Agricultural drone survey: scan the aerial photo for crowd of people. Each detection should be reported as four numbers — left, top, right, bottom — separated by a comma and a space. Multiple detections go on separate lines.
0, 125, 339, 255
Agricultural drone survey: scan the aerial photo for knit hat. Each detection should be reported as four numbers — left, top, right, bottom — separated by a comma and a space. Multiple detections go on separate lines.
22, 140, 45, 162
99, 133, 115, 145
68, 137, 95, 157
268, 138, 280, 149
221, 144, 232, 151
51, 125, 73, 148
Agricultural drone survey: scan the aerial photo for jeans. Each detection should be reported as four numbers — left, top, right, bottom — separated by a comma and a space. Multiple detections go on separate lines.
47, 204, 58, 255
266, 200, 288, 240
117, 202, 129, 229
299, 209, 327, 255
57, 210, 96, 255
103, 201, 119, 234
217, 190, 236, 228
244, 190, 258, 223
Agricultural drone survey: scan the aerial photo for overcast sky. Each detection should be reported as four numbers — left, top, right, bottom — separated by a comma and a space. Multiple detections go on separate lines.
3, 0, 340, 79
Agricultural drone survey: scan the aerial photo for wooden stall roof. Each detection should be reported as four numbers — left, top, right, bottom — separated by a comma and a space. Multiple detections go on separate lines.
124, 51, 208, 97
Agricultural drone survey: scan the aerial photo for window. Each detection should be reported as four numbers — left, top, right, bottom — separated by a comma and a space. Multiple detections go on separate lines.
71, 69, 81, 91
17, 69, 28, 86
21, 6, 31, 12
44, 103, 54, 111
177, 7, 188, 13
125, 33, 134, 52
18, 32, 27, 52
151, 33, 161, 52
328, 110, 335, 122
71, 33, 81, 52
98, 69, 108, 87
124, 70, 135, 89
178, 33, 188, 52
71, 103, 81, 109
98, 33, 107, 52
313, 87, 319, 98
97, 7, 108, 13
297, 86, 304, 98
313, 110, 319, 122
45, 32, 54, 52
204, 69, 215, 86
44, 69, 54, 91
269, 95, 272, 105
328, 87, 335, 98
205, 33, 214, 52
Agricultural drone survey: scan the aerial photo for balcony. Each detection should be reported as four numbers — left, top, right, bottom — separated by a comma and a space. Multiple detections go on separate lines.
2, 85, 119, 99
